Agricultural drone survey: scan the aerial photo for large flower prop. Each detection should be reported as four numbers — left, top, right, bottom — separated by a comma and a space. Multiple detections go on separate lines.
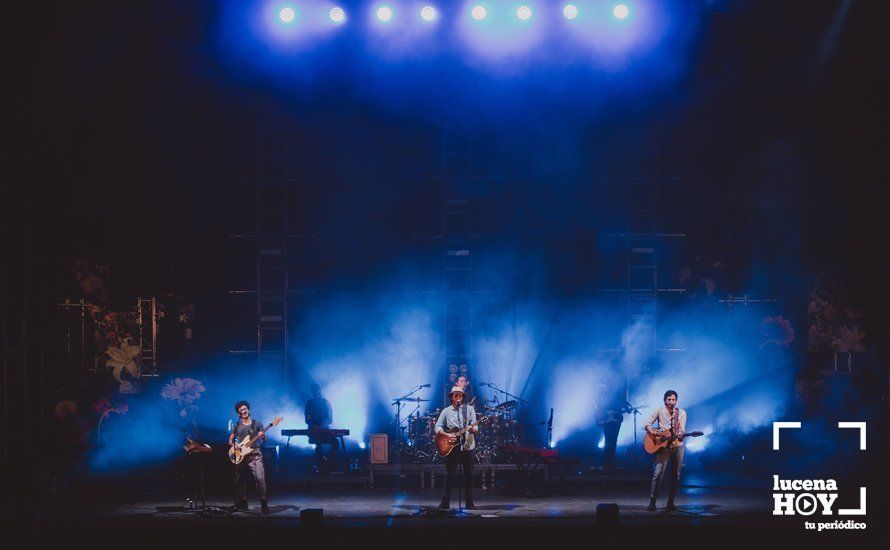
105, 339, 142, 393
161, 377, 206, 417
761, 315, 795, 348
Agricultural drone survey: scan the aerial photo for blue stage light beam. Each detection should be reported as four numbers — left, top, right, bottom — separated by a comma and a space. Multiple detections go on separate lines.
458, 1, 545, 61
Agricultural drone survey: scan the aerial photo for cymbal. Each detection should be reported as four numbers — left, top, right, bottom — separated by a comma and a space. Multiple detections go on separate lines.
392, 397, 430, 402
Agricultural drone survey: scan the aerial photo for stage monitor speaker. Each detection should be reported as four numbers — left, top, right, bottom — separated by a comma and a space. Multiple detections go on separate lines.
300, 508, 323, 527
370, 433, 388, 464
596, 503, 619, 527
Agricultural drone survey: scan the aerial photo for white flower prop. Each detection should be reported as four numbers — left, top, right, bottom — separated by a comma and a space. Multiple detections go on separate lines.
161, 377, 206, 417
105, 339, 142, 393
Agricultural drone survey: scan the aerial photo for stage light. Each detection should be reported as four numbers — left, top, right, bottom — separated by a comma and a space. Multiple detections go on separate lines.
329, 6, 346, 23
279, 7, 296, 23
598, 436, 605, 449
613, 4, 629, 19
358, 441, 367, 449
471, 5, 487, 21
376, 6, 393, 22
420, 5, 438, 22
563, 4, 578, 20
516, 5, 532, 20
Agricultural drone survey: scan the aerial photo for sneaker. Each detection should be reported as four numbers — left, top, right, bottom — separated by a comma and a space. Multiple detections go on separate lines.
438, 498, 450, 510
647, 499, 656, 512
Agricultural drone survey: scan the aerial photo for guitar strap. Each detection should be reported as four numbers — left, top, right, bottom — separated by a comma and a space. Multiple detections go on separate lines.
460, 403, 467, 450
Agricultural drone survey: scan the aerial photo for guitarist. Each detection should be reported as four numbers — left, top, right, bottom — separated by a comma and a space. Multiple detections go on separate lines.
645, 390, 686, 512
228, 400, 270, 514
434, 386, 478, 510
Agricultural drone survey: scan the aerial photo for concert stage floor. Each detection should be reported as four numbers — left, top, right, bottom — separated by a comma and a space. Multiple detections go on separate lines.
29, 474, 776, 527
26, 473, 885, 546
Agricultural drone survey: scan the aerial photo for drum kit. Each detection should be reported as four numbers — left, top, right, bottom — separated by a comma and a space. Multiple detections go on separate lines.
391, 382, 527, 464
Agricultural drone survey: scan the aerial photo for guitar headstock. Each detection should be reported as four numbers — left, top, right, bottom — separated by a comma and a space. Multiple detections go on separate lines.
271, 416, 283, 427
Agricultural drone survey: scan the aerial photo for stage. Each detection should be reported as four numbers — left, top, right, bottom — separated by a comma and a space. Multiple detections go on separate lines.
32, 473, 775, 528
29, 472, 882, 545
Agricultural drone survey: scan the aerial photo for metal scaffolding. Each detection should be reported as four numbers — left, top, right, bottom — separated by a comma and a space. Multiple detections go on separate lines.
598, 138, 686, 400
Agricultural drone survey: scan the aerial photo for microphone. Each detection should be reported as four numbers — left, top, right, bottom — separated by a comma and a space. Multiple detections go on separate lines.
421, 384, 431, 388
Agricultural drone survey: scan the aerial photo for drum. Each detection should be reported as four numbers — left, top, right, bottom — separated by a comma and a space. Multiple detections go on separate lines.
406, 413, 433, 440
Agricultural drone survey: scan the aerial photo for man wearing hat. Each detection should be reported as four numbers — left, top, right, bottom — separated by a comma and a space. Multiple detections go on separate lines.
434, 385, 479, 509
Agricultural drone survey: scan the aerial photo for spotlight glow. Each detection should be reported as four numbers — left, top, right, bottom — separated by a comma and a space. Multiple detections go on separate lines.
613, 4, 629, 19
329, 7, 346, 23
563, 4, 578, 20
420, 6, 437, 21
279, 7, 296, 23
516, 5, 532, 20
376, 6, 393, 22
471, 5, 487, 21
598, 436, 605, 449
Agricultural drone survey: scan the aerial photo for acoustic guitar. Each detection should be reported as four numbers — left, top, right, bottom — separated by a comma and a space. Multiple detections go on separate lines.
643, 428, 704, 454
228, 417, 283, 464
435, 416, 490, 456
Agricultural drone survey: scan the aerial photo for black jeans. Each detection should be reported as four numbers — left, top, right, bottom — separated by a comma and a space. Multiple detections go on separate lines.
443, 448, 474, 502
602, 421, 622, 468
312, 434, 339, 472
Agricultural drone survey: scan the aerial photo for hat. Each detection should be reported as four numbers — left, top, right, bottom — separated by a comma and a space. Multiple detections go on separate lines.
449, 386, 466, 395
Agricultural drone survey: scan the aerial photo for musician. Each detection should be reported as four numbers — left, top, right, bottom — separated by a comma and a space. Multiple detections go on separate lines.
453, 374, 475, 405
305, 383, 338, 474
228, 400, 269, 514
434, 386, 478, 510
596, 380, 627, 469
645, 390, 686, 512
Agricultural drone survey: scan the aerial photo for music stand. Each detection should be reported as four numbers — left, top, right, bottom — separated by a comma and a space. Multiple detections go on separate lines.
185, 443, 231, 517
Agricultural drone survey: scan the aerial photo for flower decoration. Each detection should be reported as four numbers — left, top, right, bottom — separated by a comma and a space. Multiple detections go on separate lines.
833, 326, 866, 353
761, 315, 795, 348
54, 400, 78, 421
161, 377, 205, 418
105, 339, 142, 393
94, 398, 129, 441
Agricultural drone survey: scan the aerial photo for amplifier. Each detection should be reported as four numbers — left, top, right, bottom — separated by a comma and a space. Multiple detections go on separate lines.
370, 433, 388, 464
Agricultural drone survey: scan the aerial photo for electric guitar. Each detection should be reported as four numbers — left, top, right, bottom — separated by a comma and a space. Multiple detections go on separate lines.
228, 417, 283, 464
643, 428, 704, 454
435, 416, 490, 456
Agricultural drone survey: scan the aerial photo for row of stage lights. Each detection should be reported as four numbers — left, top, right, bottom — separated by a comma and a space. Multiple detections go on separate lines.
277, 4, 631, 25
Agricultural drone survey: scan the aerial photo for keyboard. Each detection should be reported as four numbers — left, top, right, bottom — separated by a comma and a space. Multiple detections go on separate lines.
281, 428, 350, 437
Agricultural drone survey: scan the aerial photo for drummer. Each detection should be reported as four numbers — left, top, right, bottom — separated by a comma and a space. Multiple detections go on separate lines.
454, 374, 476, 406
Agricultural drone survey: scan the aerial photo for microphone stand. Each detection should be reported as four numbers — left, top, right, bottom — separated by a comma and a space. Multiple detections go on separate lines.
391, 385, 429, 465
546, 408, 554, 449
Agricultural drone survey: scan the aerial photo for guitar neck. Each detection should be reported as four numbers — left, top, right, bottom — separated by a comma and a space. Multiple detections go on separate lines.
240, 421, 278, 448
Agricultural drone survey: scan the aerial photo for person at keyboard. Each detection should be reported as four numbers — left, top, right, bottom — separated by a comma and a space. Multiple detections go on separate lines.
305, 383, 338, 474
